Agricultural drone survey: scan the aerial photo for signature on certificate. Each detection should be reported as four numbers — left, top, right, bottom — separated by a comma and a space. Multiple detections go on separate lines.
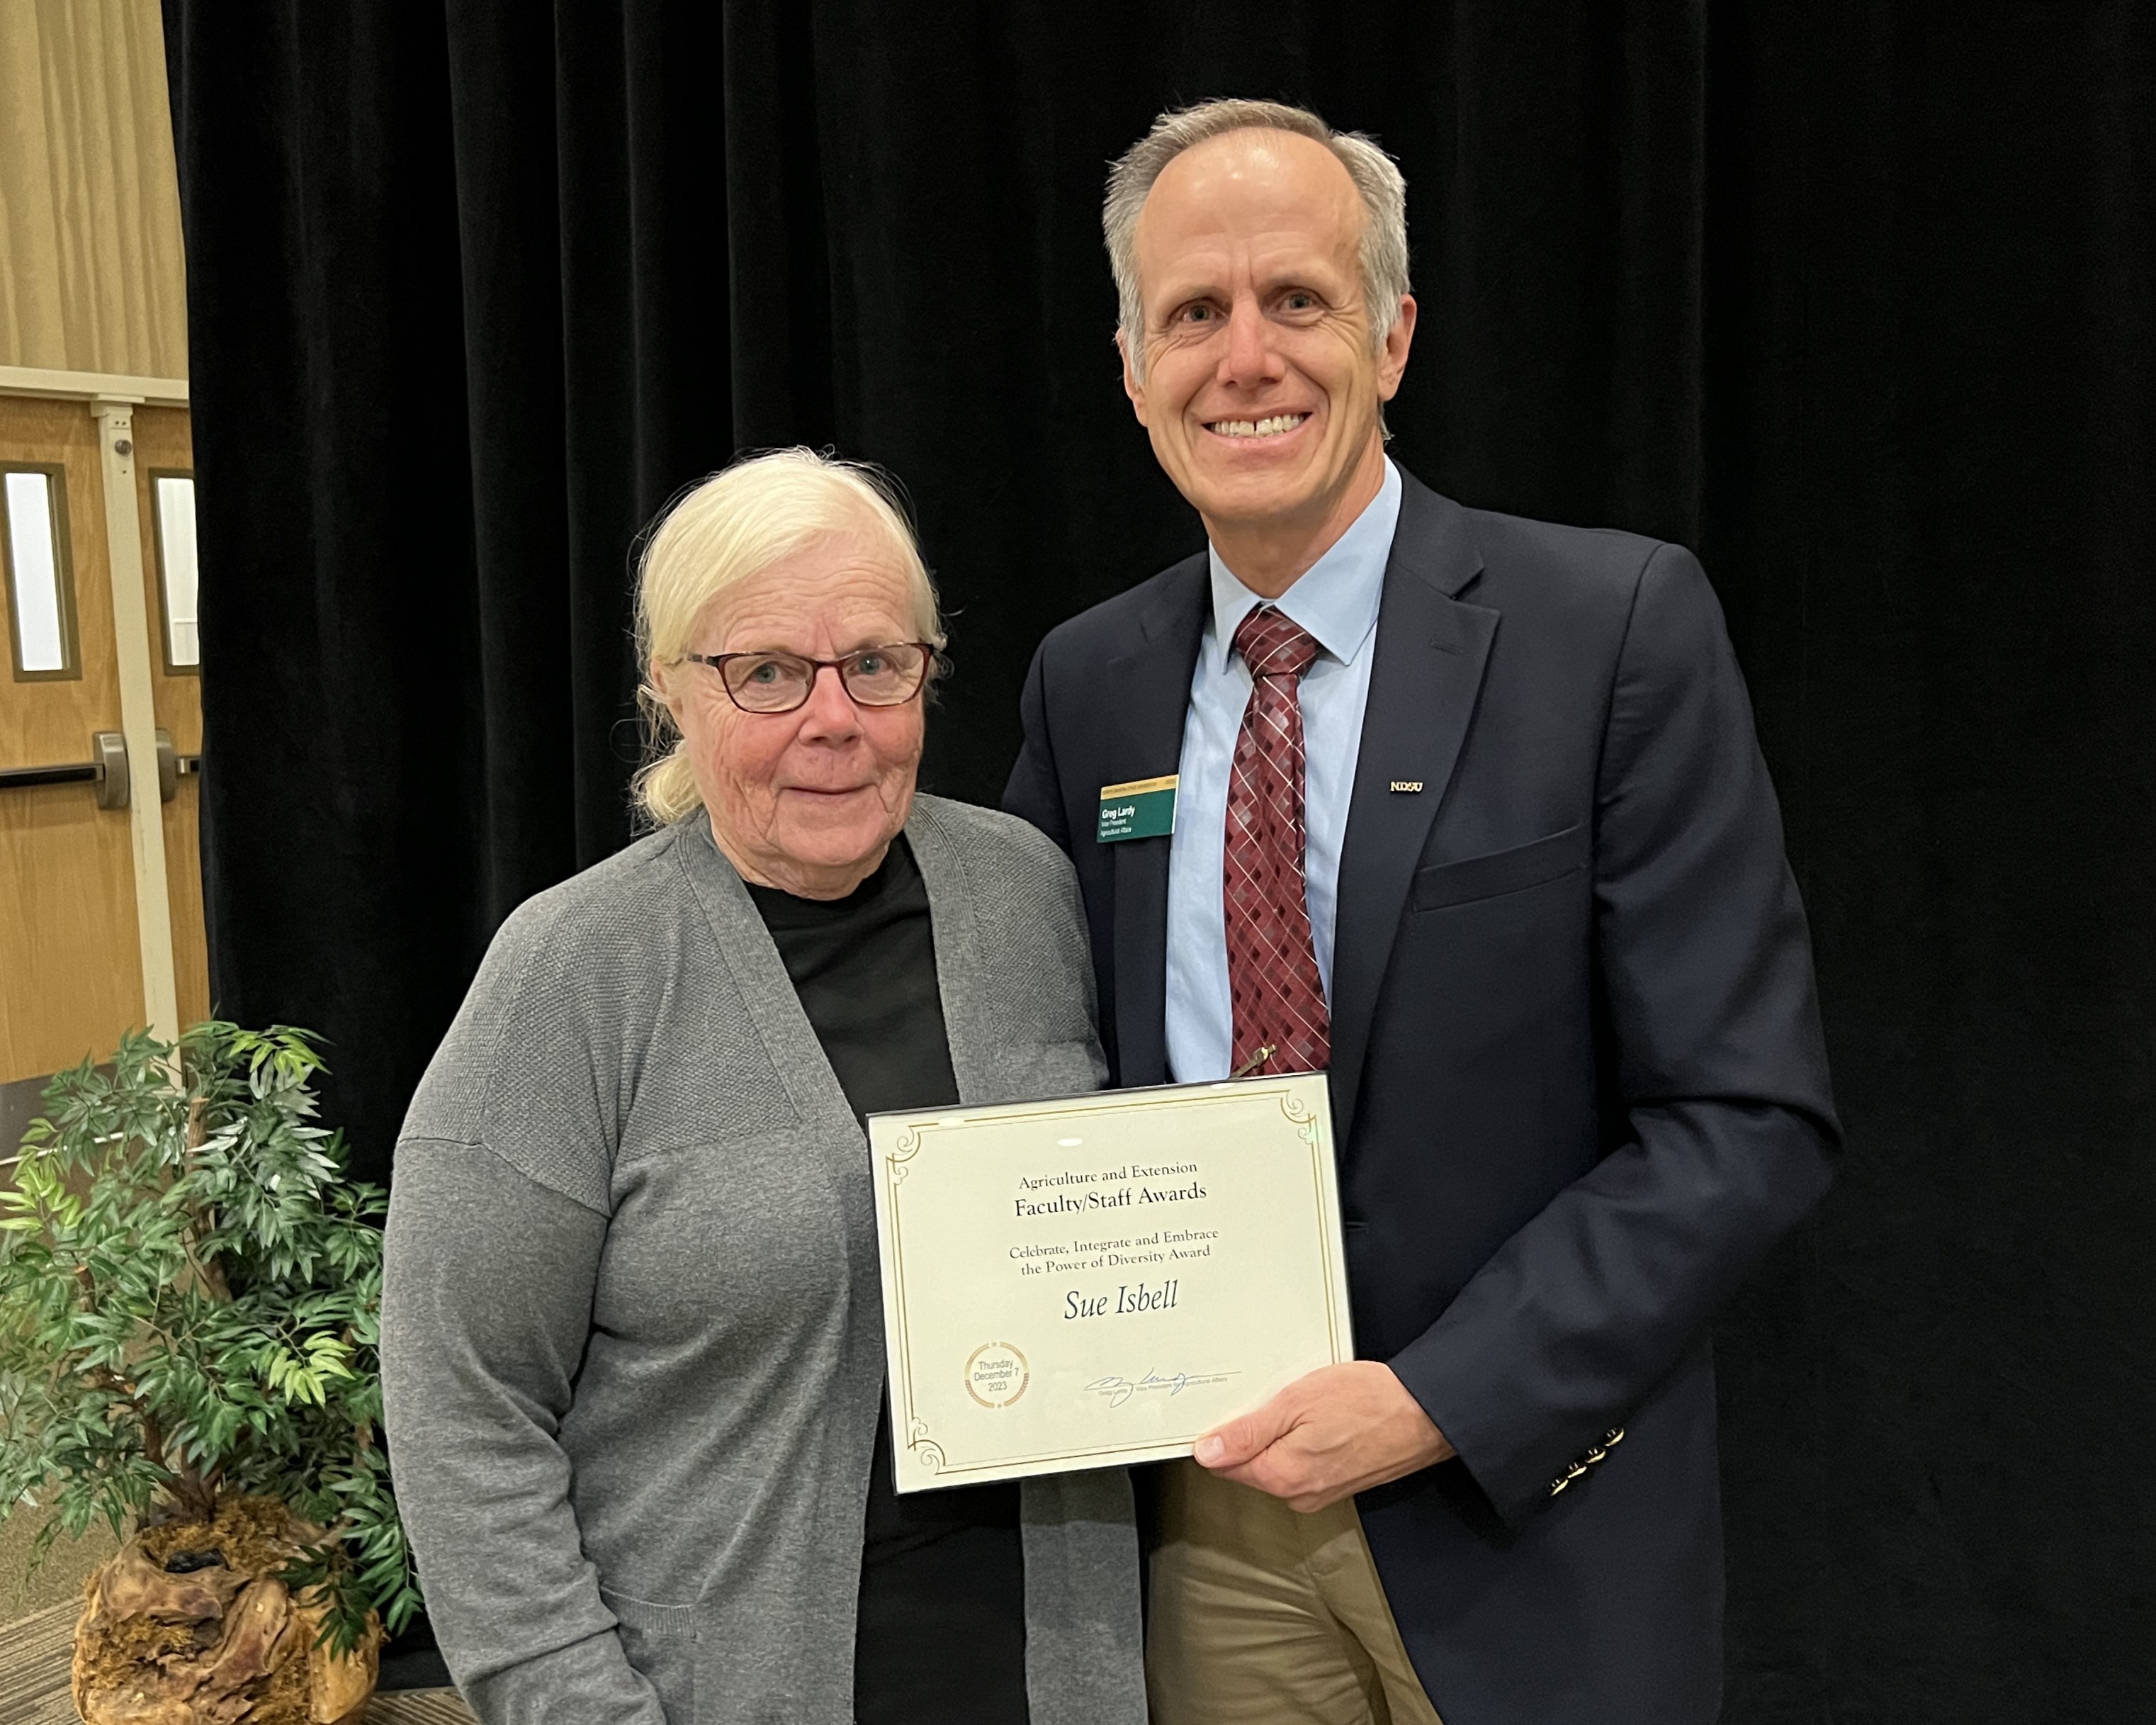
1084, 1369, 1238, 1408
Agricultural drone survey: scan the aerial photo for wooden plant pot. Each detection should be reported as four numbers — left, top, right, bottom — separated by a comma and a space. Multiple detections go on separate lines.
70, 1496, 380, 1725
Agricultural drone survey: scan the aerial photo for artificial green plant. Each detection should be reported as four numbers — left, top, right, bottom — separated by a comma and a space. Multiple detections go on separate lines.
0, 1023, 417, 1654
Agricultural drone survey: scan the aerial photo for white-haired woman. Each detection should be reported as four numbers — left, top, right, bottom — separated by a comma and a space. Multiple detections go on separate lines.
382, 449, 1144, 1725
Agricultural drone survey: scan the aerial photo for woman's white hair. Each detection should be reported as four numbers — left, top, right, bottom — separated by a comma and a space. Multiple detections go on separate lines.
632, 447, 945, 826
1104, 98, 1410, 381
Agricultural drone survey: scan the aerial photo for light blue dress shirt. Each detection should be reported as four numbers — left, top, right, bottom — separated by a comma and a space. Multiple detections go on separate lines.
1164, 459, 1403, 1084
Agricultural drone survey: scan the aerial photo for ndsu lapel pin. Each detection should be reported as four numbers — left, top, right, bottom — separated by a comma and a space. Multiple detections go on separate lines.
1097, 775, 1178, 842
1389, 780, 1424, 793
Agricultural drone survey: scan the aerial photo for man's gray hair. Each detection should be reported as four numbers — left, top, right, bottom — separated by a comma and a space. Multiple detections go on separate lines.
1104, 98, 1410, 380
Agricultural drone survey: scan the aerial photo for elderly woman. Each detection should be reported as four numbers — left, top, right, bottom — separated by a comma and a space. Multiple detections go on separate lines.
381, 449, 1144, 1725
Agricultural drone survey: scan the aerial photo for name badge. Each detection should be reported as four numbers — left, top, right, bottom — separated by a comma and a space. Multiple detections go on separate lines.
1096, 775, 1178, 843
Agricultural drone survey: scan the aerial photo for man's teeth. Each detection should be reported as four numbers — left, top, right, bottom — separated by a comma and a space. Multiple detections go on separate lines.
1209, 413, 1307, 438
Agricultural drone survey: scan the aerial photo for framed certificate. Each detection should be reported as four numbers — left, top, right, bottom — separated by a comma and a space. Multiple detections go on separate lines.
867, 1074, 1353, 1491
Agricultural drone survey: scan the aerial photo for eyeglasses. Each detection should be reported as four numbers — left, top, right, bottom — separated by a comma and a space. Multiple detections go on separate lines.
683, 641, 937, 714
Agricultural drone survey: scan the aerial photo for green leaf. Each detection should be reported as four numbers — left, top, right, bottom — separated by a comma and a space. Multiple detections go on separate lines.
0, 1018, 416, 1639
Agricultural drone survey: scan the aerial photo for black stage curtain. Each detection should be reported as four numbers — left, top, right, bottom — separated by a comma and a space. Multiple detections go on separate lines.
163, 4, 2152, 1715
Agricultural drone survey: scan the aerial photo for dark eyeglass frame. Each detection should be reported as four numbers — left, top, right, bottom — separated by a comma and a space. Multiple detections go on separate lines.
682, 641, 937, 714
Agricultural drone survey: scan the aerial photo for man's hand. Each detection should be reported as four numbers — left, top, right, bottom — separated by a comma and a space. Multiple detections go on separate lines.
1192, 1361, 1456, 1512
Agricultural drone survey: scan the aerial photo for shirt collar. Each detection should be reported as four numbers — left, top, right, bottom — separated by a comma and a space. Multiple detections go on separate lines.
1203, 457, 1403, 675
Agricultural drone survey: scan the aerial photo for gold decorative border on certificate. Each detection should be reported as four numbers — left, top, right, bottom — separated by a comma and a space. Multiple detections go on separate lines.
1277, 1086, 1347, 1367
876, 1077, 1350, 1481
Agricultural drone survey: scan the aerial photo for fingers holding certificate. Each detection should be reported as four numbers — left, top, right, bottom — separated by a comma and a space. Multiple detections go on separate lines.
869, 1073, 1353, 1490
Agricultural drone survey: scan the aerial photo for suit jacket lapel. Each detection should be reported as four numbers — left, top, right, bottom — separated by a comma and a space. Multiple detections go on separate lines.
1330, 478, 1497, 1147
1105, 554, 1208, 1088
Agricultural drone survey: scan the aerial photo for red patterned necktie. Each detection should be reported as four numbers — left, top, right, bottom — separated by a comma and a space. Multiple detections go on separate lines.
1224, 607, 1330, 1077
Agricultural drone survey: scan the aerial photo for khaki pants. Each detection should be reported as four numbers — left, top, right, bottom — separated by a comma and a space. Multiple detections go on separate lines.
1146, 1461, 1444, 1725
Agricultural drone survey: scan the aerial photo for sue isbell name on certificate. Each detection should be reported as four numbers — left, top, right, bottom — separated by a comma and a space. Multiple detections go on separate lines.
868, 1073, 1354, 1491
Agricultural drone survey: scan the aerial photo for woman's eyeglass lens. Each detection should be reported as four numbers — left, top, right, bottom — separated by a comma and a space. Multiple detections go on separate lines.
689, 643, 933, 713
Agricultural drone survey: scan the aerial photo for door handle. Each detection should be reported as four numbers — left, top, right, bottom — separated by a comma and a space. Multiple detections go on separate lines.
0, 732, 128, 804
0, 731, 198, 808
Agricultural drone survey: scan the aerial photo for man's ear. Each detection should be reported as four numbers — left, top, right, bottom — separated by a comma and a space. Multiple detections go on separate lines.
1375, 294, 1418, 402
1116, 330, 1151, 427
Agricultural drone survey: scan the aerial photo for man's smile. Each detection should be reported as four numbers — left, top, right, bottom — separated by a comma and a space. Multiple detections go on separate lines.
1202, 411, 1311, 441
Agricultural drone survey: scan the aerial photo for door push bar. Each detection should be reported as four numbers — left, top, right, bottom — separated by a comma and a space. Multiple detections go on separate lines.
0, 731, 201, 809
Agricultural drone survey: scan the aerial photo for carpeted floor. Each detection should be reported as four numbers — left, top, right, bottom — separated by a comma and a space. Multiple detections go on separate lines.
0, 1602, 476, 1724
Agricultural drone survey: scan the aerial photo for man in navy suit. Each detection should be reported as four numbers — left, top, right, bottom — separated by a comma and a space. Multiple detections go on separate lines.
1003, 98, 1839, 1725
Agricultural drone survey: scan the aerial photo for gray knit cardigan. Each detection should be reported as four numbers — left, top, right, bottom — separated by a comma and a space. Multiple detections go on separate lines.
380, 796, 1145, 1725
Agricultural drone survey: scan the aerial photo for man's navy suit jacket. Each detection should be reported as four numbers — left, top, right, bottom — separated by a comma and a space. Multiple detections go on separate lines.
1002, 468, 1839, 1725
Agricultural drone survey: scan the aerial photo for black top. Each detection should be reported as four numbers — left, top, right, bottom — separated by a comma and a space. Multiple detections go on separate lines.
745, 838, 1028, 1725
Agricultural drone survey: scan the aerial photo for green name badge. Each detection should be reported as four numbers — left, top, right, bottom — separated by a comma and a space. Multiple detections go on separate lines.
1097, 775, 1178, 843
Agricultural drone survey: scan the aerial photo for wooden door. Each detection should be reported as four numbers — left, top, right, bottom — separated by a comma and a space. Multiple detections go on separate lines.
132, 403, 209, 1031
0, 388, 208, 1101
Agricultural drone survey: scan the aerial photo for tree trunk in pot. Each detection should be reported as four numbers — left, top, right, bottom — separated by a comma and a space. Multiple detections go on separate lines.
70, 1496, 380, 1725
